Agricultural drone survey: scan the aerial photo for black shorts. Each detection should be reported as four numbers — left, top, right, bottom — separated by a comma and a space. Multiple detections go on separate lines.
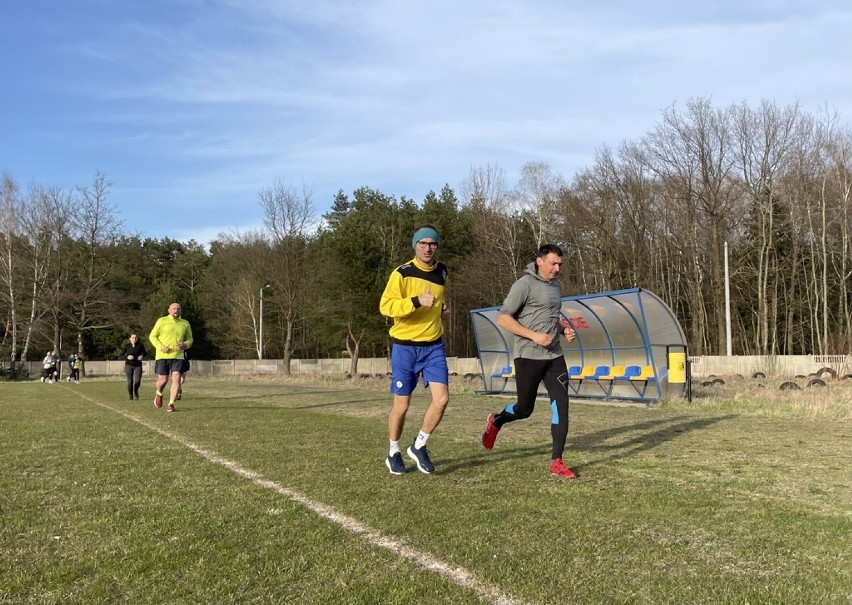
181, 360, 190, 373
155, 359, 185, 376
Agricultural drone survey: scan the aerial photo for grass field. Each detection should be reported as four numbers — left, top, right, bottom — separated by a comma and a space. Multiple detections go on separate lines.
1, 375, 851, 605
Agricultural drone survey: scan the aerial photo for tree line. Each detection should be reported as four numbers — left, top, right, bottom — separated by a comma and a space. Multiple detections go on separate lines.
2, 98, 851, 375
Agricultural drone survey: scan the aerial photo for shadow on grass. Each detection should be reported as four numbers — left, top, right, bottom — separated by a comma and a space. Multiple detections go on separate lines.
292, 397, 383, 410
574, 414, 737, 470
439, 415, 736, 475
188, 396, 383, 411
200, 389, 357, 401
439, 445, 550, 474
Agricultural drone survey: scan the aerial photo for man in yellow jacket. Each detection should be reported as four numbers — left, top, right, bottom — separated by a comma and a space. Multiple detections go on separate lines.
149, 302, 193, 412
379, 225, 449, 475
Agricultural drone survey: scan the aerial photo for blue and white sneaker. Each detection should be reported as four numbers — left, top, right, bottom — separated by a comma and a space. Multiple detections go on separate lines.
407, 444, 435, 474
385, 452, 407, 475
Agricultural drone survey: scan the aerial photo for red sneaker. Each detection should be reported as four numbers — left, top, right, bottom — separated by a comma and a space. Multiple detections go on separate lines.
167, 403, 176, 413
549, 458, 577, 479
154, 393, 163, 408
482, 414, 500, 450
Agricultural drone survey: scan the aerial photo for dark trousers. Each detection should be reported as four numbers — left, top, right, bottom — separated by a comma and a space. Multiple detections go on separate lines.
494, 356, 571, 460
125, 365, 142, 397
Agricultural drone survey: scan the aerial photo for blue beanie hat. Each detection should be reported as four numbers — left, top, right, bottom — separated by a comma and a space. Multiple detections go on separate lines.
411, 227, 441, 249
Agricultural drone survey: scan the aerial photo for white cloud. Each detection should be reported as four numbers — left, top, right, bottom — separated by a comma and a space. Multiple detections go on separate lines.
2, 1, 851, 239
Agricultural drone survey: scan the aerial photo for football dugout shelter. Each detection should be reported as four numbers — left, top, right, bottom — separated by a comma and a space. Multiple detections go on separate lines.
469, 288, 690, 403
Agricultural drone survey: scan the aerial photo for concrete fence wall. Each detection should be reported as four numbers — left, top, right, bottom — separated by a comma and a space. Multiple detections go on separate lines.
21, 357, 483, 378
688, 355, 850, 378
16, 355, 850, 380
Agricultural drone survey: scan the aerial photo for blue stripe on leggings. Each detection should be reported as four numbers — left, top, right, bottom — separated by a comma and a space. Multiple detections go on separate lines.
550, 400, 559, 424
505, 403, 516, 415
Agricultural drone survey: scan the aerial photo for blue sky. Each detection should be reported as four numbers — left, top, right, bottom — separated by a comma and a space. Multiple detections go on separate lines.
2, 1, 850, 245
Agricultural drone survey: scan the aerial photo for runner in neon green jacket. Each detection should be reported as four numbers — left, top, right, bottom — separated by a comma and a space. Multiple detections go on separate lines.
149, 308, 193, 359
149, 302, 193, 412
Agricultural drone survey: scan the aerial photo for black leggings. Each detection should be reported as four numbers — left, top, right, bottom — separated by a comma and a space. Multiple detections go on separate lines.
494, 356, 571, 460
125, 365, 142, 397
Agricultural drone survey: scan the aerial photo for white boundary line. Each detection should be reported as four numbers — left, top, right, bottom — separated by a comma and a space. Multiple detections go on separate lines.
74, 392, 536, 605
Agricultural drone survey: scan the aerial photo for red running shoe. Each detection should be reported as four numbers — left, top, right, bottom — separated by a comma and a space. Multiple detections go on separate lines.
154, 393, 163, 408
167, 403, 176, 413
549, 458, 577, 479
482, 414, 500, 450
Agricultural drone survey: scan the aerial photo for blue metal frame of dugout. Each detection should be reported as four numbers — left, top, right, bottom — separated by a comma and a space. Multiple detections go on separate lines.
469, 288, 688, 403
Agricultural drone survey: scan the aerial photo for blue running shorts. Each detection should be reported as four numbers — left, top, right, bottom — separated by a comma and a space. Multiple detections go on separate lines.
390, 341, 448, 396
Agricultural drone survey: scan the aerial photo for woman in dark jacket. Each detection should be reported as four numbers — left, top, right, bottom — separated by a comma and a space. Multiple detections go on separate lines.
122, 333, 147, 400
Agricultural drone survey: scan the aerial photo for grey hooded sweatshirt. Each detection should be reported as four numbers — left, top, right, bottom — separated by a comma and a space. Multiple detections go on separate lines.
499, 262, 563, 361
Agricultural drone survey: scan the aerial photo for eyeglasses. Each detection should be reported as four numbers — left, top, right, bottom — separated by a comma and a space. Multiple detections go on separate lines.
417, 241, 438, 248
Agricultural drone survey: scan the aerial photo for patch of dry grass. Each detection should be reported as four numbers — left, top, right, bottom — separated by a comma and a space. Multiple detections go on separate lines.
677, 373, 852, 420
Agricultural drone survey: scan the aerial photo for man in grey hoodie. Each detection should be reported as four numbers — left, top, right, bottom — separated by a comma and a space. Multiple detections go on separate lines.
481, 244, 577, 478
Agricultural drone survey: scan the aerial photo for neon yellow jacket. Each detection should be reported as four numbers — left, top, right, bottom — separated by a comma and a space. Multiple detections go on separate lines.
379, 258, 447, 343
149, 315, 193, 360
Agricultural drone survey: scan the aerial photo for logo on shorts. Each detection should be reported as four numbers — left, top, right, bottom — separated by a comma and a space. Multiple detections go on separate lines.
395, 381, 403, 389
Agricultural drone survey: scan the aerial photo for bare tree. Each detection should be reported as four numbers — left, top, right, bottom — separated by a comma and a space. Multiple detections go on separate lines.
0, 173, 22, 373
811, 109, 852, 353
781, 121, 822, 353
345, 319, 364, 376
203, 231, 271, 358
641, 98, 744, 354
732, 100, 803, 354
513, 161, 564, 248
67, 172, 124, 363
456, 164, 526, 306
17, 184, 73, 362
825, 129, 852, 352
565, 144, 661, 293
258, 179, 316, 375
460, 163, 509, 213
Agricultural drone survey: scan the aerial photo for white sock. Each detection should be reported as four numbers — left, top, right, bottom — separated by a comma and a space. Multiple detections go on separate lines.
389, 440, 401, 456
414, 431, 430, 449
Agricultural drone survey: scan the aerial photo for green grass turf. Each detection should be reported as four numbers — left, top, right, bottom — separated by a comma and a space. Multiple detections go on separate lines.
1, 377, 850, 604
